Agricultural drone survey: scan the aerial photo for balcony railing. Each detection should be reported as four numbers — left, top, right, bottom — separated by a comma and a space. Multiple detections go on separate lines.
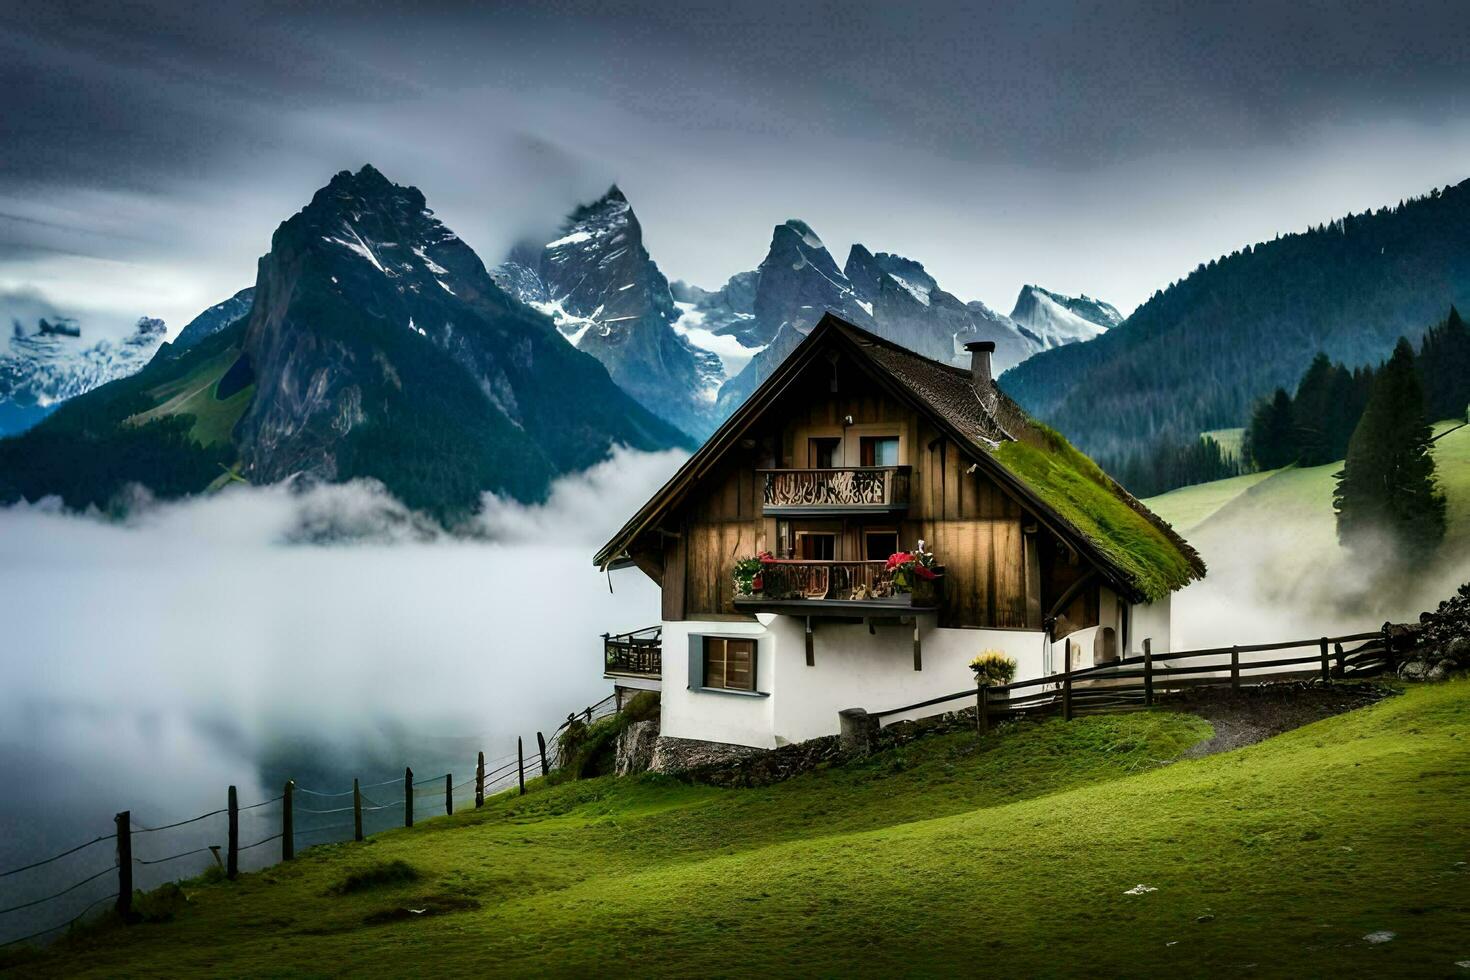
759, 466, 911, 515
750, 560, 896, 602
604, 625, 662, 678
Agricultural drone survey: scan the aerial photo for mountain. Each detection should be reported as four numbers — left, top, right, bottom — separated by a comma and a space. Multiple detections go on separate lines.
0, 315, 165, 436
0, 165, 689, 517
844, 245, 1040, 368
710, 221, 875, 413
491, 187, 723, 437
1001, 180, 1470, 467
1008, 285, 1120, 348
713, 222, 1042, 414
172, 287, 254, 350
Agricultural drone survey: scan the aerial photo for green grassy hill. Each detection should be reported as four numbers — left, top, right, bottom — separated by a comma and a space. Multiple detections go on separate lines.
126, 345, 254, 450
1143, 422, 1469, 630
1148, 421, 1470, 545
9, 682, 1469, 977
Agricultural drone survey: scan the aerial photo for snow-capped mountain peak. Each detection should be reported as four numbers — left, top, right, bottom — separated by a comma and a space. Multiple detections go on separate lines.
1008, 284, 1121, 348
491, 185, 725, 436
0, 315, 166, 435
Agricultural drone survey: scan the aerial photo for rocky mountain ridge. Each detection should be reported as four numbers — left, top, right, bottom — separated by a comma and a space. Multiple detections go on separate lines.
491, 187, 723, 436
0, 166, 689, 517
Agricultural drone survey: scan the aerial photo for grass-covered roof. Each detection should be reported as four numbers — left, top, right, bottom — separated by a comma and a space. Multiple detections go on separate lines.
837, 318, 1206, 601
991, 424, 1205, 601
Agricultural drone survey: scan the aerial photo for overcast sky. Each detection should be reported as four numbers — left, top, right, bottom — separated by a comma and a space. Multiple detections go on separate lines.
3, 0, 1469, 338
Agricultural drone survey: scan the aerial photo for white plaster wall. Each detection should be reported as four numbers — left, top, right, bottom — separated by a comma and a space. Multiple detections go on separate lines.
767, 617, 1049, 743
1130, 596, 1172, 655
658, 597, 1178, 749
1053, 625, 1101, 671
659, 620, 777, 749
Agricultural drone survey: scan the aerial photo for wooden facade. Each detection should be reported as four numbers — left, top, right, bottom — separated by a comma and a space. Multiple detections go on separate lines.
638, 352, 1103, 634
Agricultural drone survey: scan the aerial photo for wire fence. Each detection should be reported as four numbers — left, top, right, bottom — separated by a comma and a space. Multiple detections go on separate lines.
0, 692, 622, 952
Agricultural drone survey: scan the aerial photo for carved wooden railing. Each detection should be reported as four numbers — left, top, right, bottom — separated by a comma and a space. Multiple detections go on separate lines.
604, 626, 662, 677
759, 467, 911, 512
753, 560, 896, 601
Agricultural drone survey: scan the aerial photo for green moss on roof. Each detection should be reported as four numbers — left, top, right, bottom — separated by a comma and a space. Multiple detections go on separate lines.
991, 423, 1203, 602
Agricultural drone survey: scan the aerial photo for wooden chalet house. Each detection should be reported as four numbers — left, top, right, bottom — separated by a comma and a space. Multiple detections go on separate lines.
595, 314, 1205, 751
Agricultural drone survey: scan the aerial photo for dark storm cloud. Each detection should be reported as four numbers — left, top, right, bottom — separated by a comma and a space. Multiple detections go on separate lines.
1, 0, 1468, 328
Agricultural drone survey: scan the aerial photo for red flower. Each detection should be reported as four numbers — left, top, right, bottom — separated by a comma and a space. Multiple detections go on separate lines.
758, 551, 778, 564
885, 551, 913, 570
914, 565, 938, 581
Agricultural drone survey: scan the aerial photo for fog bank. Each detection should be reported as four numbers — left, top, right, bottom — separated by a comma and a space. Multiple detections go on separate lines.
0, 447, 684, 940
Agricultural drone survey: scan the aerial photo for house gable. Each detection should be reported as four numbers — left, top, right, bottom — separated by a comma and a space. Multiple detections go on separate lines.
596, 314, 1204, 612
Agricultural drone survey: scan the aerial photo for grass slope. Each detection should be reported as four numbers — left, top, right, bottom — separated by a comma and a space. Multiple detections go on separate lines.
1145, 468, 1274, 534
13, 684, 1470, 977
1146, 421, 1470, 545
127, 346, 253, 450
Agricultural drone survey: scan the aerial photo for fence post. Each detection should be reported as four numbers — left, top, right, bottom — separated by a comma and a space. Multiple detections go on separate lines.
115, 810, 132, 919
227, 786, 239, 880
353, 778, 363, 842
281, 781, 294, 861
1143, 638, 1154, 707
537, 732, 550, 776
404, 768, 413, 828
445, 773, 453, 817
517, 737, 526, 796
1319, 636, 1330, 683
1334, 641, 1345, 679
977, 685, 990, 735
1230, 645, 1240, 692
475, 751, 485, 809
1062, 639, 1073, 721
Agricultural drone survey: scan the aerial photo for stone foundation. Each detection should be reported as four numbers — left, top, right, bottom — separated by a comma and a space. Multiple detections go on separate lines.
647, 735, 763, 775
615, 719, 661, 776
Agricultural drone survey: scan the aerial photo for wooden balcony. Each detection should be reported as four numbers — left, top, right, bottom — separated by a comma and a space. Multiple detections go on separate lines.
733, 559, 940, 617
604, 626, 662, 679
759, 466, 911, 516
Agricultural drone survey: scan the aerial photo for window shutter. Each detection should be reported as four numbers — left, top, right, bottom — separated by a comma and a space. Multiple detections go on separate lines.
687, 634, 704, 689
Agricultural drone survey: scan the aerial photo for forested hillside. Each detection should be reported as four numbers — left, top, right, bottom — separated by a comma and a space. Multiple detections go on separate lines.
1002, 181, 1470, 466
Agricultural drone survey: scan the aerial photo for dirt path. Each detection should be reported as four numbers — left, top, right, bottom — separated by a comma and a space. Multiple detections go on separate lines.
1173, 681, 1396, 758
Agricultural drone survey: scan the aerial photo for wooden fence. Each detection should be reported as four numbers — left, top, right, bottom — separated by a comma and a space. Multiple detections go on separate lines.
872, 630, 1394, 733
0, 693, 618, 950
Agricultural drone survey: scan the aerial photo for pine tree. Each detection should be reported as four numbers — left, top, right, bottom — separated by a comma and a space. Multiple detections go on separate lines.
1334, 338, 1447, 563
1293, 353, 1336, 465
1322, 362, 1362, 462
1246, 388, 1297, 469
1418, 306, 1470, 422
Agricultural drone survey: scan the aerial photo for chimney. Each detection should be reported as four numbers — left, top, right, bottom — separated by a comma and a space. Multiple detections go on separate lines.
964, 340, 996, 391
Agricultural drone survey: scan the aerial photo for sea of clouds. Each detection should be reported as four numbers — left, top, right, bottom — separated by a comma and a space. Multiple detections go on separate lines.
0, 447, 684, 939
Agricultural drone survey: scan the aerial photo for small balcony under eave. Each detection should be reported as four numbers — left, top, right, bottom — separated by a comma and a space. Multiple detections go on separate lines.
759, 466, 911, 517
604, 626, 662, 690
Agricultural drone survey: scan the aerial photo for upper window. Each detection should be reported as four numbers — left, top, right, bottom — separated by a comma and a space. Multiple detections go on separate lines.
808, 437, 841, 468
860, 436, 900, 467
703, 637, 756, 692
